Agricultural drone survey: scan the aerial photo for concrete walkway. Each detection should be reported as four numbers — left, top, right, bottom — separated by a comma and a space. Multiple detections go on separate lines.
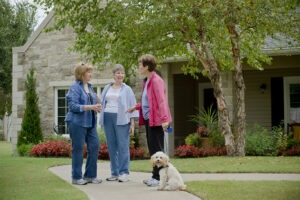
49, 162, 300, 200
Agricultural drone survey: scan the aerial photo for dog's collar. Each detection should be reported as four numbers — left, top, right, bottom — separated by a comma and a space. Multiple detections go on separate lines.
159, 165, 169, 169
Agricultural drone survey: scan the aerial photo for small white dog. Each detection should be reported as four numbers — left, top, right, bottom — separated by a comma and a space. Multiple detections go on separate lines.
151, 151, 186, 191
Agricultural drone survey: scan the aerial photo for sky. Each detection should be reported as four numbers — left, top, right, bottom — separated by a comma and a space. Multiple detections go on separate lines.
9, 0, 48, 29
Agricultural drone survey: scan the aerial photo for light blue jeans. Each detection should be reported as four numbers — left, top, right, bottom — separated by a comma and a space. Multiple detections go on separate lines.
68, 122, 100, 180
103, 112, 130, 176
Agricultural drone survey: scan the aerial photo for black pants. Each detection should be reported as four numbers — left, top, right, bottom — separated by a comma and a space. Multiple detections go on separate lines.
144, 120, 164, 180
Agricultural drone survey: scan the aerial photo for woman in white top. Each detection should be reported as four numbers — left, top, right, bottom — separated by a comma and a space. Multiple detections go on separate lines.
99, 64, 139, 182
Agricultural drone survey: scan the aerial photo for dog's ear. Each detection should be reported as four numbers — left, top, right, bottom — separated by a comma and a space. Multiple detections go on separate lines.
150, 154, 156, 167
164, 154, 170, 163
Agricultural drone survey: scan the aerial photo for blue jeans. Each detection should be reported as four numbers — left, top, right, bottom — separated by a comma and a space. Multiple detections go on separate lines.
103, 112, 130, 176
68, 122, 100, 180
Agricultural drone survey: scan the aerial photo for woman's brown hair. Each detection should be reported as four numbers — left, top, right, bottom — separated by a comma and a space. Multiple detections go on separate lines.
138, 54, 157, 72
74, 62, 93, 81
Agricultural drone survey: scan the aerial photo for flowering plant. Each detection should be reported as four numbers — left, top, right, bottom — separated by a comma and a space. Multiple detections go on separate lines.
30, 140, 71, 157
174, 144, 200, 158
196, 126, 210, 137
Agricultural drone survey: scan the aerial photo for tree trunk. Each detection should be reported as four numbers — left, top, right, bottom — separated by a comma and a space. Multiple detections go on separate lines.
233, 67, 246, 156
227, 23, 246, 156
209, 66, 236, 156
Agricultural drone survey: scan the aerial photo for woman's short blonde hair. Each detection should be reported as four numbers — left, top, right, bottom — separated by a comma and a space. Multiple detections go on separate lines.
74, 62, 93, 81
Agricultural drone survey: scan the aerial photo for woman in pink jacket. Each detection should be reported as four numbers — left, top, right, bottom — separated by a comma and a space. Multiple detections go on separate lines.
128, 54, 172, 187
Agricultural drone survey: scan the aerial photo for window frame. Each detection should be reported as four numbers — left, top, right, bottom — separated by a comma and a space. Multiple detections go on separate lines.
54, 86, 104, 134
284, 76, 300, 130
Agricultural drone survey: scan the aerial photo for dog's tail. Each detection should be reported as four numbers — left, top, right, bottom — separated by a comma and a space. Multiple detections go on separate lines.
179, 184, 187, 191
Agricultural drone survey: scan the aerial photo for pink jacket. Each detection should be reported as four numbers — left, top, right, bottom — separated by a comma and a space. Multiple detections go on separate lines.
136, 72, 172, 127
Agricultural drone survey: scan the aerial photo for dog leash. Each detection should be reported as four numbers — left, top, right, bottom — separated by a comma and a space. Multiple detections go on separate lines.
164, 126, 172, 155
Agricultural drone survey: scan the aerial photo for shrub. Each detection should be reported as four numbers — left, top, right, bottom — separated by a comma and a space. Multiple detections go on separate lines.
97, 128, 106, 145
44, 133, 71, 142
29, 139, 147, 160
286, 139, 300, 149
245, 124, 277, 156
98, 143, 146, 160
30, 140, 71, 157
209, 131, 225, 147
282, 146, 300, 156
174, 144, 200, 158
17, 143, 34, 156
185, 133, 201, 147
189, 105, 219, 137
272, 123, 288, 151
17, 67, 43, 147
174, 144, 227, 158
199, 146, 227, 157
98, 143, 109, 160
130, 131, 141, 148
130, 147, 146, 160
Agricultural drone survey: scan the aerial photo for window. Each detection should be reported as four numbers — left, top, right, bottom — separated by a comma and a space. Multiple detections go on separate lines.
289, 83, 300, 123
290, 84, 300, 108
55, 87, 103, 134
284, 77, 300, 129
56, 89, 69, 134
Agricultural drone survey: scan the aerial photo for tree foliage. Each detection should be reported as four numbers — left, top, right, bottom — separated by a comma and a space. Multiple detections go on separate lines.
34, 0, 299, 155
17, 67, 43, 147
35, 0, 299, 70
0, 0, 37, 118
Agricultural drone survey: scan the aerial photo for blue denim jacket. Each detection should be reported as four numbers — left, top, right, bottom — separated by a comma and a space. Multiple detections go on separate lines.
65, 80, 98, 128
99, 83, 139, 126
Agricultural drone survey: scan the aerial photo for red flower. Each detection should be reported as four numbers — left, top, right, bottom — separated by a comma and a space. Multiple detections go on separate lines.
30, 140, 71, 157
174, 144, 200, 158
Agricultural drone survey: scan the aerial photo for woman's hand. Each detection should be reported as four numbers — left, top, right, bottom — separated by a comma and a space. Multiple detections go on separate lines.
94, 103, 102, 112
127, 106, 136, 113
86, 104, 102, 112
129, 124, 135, 136
162, 122, 169, 131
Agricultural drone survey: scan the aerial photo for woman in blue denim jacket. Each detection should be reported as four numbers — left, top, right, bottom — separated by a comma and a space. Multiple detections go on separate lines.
99, 64, 139, 182
65, 62, 102, 185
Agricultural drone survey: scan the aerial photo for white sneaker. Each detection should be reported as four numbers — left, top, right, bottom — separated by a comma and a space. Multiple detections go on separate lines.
146, 178, 159, 187
83, 177, 102, 184
118, 174, 129, 182
106, 176, 118, 181
143, 178, 153, 185
72, 178, 88, 185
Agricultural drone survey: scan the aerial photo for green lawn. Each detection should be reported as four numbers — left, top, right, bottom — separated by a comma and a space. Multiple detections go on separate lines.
186, 181, 300, 200
131, 156, 300, 173
1, 141, 300, 200
0, 142, 88, 200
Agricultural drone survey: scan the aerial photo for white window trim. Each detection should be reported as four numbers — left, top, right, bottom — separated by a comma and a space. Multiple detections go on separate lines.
54, 87, 69, 130
284, 76, 300, 130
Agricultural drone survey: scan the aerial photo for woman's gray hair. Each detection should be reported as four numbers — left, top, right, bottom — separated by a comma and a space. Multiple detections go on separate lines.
112, 64, 125, 74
